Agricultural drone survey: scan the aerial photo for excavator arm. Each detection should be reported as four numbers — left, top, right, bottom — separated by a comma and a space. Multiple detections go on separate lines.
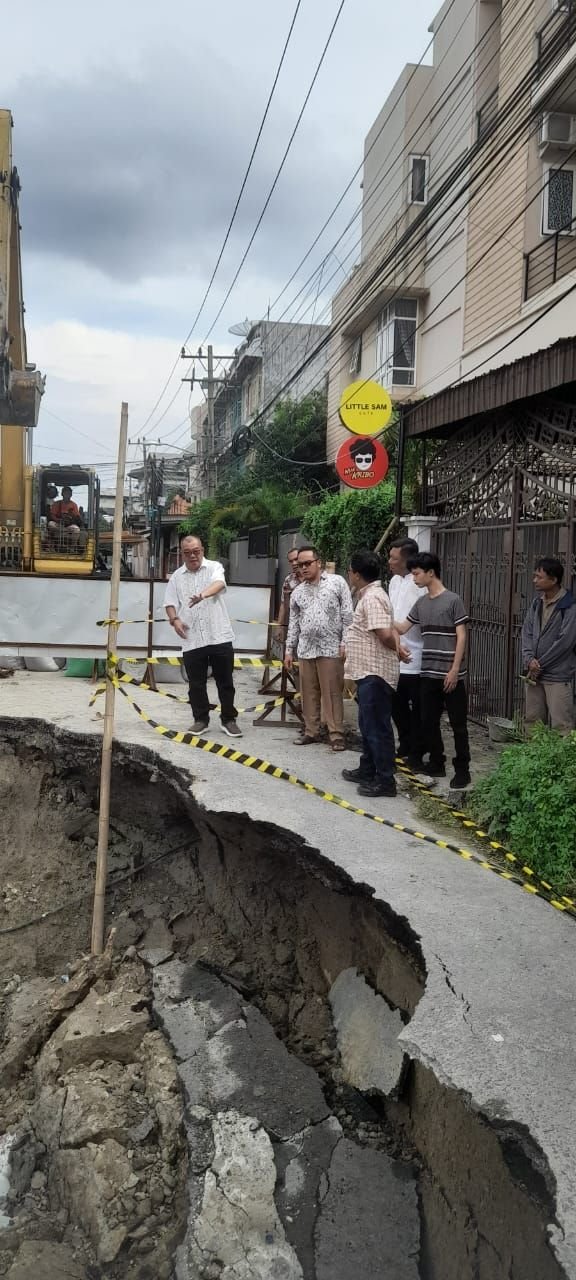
0, 108, 43, 556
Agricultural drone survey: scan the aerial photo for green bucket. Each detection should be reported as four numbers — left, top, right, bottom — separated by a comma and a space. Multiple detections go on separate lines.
64, 659, 104, 678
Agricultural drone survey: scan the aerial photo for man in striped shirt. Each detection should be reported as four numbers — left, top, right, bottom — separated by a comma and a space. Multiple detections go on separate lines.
395, 552, 471, 788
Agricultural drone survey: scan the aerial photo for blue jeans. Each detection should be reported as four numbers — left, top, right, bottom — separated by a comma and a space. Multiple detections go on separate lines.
356, 676, 396, 784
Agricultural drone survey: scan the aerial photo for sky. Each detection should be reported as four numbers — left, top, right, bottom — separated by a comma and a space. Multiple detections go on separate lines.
5, 0, 439, 484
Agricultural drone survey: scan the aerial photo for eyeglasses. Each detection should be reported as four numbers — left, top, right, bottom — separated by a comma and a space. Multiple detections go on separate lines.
298, 559, 317, 569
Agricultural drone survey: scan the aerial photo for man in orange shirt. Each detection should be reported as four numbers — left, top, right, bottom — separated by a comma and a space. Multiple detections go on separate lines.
48, 485, 82, 547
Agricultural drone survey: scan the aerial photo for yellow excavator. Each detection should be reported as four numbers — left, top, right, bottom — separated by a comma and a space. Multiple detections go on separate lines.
0, 109, 97, 574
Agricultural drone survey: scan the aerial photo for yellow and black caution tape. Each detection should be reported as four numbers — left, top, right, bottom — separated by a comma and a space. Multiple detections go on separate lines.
91, 668, 300, 719
395, 761, 576, 912
97, 616, 159, 627
108, 653, 284, 670
97, 616, 283, 628
110, 678, 574, 920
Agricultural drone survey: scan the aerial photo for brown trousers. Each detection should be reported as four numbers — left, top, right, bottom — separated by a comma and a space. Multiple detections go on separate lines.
299, 657, 345, 742
525, 680, 574, 734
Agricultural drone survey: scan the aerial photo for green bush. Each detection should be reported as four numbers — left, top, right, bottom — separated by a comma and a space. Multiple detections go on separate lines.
468, 725, 576, 890
300, 484, 395, 571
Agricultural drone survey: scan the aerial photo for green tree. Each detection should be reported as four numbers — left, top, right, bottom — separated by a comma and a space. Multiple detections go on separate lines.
249, 391, 333, 493
300, 484, 395, 571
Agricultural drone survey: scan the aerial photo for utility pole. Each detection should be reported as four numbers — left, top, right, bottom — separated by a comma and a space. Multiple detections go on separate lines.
91, 401, 129, 955
181, 347, 235, 499
207, 344, 215, 497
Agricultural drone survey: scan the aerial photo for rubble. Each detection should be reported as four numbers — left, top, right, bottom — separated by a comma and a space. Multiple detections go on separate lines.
0, 956, 187, 1277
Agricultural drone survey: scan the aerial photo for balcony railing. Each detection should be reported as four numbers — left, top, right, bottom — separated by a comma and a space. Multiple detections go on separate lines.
523, 220, 576, 299
537, 2, 576, 81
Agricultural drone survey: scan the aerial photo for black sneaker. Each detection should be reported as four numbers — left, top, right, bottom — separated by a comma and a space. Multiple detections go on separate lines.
420, 763, 446, 778
450, 770, 472, 788
357, 778, 397, 798
222, 720, 242, 738
341, 767, 374, 783
191, 719, 209, 734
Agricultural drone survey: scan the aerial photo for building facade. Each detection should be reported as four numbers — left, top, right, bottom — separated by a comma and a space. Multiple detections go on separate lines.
327, 0, 576, 461
191, 320, 328, 498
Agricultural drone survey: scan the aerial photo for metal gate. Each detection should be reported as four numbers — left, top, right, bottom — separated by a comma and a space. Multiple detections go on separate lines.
427, 402, 576, 721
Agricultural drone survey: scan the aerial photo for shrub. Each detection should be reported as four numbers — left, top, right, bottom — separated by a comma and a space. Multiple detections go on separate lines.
300, 484, 395, 571
468, 725, 576, 890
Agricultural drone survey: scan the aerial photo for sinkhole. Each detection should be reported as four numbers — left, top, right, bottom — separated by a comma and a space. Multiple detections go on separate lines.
0, 718, 566, 1280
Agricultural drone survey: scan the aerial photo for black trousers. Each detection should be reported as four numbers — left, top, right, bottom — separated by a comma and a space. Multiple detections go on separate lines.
391, 673, 424, 760
420, 677, 470, 769
357, 676, 396, 784
182, 642, 237, 723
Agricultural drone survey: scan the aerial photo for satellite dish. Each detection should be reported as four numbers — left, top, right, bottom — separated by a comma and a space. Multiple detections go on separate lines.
228, 319, 253, 337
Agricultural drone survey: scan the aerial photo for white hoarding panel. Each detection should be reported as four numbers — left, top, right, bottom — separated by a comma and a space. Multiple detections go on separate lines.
0, 577, 272, 658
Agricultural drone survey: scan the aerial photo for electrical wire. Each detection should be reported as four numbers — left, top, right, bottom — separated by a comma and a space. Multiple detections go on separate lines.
214, 47, 570, 472
0, 839, 195, 938
244, 0, 536, 391
135, 0, 303, 438
180, 0, 303, 350
147, 0, 552, 476
199, 0, 348, 347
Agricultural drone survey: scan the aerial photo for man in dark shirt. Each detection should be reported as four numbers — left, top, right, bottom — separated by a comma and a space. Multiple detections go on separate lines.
395, 551, 471, 788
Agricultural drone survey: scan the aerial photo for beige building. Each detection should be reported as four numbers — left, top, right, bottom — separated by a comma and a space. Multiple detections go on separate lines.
327, 0, 576, 460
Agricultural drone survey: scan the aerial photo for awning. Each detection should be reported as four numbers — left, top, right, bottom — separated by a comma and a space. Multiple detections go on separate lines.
404, 336, 576, 437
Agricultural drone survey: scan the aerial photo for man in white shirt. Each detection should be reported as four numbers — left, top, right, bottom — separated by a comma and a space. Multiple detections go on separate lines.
388, 538, 426, 767
164, 534, 241, 738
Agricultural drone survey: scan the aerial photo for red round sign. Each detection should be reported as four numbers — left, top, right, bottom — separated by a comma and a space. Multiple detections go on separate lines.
335, 436, 389, 489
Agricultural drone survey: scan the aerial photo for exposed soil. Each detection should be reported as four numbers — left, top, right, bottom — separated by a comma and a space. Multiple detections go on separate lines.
0, 718, 568, 1280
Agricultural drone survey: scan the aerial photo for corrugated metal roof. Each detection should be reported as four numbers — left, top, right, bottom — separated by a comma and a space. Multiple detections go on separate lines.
405, 337, 576, 437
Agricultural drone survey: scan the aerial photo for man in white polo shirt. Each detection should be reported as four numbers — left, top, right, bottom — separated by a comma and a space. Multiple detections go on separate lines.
388, 538, 426, 768
164, 534, 241, 738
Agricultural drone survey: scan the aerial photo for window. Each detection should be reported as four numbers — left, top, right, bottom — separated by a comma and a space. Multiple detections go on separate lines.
244, 371, 262, 418
477, 88, 498, 141
349, 335, 362, 374
543, 166, 576, 234
409, 155, 428, 205
376, 299, 417, 388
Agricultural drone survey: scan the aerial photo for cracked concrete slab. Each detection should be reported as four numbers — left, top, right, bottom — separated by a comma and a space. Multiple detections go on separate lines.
314, 1138, 420, 1279
274, 1117, 343, 1275
154, 961, 330, 1138
329, 966, 406, 1095
176, 1111, 304, 1280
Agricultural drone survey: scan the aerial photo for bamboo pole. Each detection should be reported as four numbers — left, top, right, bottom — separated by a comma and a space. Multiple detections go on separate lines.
91, 402, 129, 954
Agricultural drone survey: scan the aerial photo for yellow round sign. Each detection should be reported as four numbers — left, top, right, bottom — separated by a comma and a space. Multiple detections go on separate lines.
339, 380, 393, 436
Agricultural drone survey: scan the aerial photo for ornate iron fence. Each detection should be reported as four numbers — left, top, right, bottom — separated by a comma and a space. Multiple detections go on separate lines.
427, 399, 576, 720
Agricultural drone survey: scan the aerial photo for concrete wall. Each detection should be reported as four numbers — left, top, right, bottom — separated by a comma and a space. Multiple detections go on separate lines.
228, 537, 277, 587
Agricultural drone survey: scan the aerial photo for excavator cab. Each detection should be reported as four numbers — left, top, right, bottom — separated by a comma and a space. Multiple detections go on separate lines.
33, 465, 99, 575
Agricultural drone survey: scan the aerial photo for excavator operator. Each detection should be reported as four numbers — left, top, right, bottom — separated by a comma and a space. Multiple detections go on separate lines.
47, 485, 83, 549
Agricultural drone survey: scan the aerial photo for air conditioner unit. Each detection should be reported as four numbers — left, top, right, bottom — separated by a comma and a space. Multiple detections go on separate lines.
540, 112, 576, 149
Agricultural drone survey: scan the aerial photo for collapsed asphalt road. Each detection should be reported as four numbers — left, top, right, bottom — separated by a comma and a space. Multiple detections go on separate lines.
0, 707, 573, 1278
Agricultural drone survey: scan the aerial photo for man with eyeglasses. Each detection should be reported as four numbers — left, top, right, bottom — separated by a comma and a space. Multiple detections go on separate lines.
285, 546, 353, 751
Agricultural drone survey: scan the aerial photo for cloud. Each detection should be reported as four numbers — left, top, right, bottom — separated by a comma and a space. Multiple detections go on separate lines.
29, 320, 198, 462
10, 47, 343, 287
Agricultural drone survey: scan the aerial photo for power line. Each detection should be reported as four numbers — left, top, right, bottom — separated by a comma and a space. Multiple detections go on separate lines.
180, 0, 303, 349
244, 0, 531, 390
149, 0, 549, 480
139, 0, 488, 447
213, 34, 562, 474
200, 0, 348, 347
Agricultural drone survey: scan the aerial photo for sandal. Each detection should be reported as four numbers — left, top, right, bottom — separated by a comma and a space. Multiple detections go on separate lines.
330, 739, 346, 752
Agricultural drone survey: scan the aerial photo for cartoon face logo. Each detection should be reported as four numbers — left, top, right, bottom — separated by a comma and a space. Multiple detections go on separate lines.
350, 440, 376, 472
